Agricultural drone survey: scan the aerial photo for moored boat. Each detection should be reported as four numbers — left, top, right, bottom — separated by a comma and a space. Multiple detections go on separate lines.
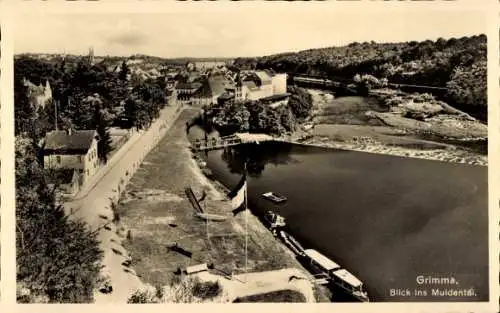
302, 249, 369, 302
263, 210, 286, 229
262, 192, 287, 203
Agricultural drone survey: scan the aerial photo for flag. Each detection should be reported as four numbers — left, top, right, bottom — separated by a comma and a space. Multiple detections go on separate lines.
228, 173, 246, 216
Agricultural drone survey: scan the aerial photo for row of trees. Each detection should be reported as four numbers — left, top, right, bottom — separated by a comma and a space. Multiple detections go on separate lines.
233, 35, 487, 120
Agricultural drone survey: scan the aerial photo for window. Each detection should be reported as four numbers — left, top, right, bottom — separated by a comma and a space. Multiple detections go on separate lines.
56, 156, 61, 164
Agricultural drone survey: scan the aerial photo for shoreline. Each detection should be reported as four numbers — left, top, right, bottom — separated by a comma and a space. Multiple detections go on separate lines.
116, 109, 332, 302
189, 152, 332, 302
302, 89, 487, 167
282, 136, 487, 166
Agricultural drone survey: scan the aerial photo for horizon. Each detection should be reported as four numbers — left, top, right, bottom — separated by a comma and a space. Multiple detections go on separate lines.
14, 33, 487, 61
13, 7, 487, 59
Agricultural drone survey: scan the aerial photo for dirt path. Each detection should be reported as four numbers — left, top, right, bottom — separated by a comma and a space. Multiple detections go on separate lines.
196, 268, 316, 302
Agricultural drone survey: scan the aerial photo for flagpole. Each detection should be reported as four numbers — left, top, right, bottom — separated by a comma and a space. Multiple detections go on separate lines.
244, 161, 248, 281
205, 197, 209, 243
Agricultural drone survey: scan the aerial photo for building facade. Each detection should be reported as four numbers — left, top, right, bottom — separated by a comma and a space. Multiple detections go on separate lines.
23, 79, 52, 109
235, 71, 288, 102
43, 129, 100, 185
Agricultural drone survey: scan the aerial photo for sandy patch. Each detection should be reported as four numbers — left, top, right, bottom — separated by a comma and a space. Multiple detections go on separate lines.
122, 189, 185, 204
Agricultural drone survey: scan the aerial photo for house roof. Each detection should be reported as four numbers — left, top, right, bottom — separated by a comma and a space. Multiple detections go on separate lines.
242, 81, 258, 90
209, 76, 227, 97
194, 76, 229, 99
195, 79, 213, 98
44, 130, 98, 154
254, 71, 272, 85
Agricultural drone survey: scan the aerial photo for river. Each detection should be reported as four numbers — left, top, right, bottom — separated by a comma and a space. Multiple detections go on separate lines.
188, 127, 488, 302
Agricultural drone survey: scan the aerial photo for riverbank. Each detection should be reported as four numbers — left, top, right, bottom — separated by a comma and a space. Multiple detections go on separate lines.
116, 109, 332, 302
299, 89, 487, 166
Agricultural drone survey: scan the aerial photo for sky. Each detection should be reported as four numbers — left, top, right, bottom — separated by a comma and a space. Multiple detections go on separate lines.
13, 5, 488, 59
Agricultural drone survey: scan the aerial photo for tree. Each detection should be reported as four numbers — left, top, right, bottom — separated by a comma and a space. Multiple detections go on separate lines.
287, 86, 313, 120
124, 97, 139, 129
16, 137, 103, 303
92, 101, 113, 163
446, 60, 487, 109
119, 60, 129, 82
14, 76, 37, 138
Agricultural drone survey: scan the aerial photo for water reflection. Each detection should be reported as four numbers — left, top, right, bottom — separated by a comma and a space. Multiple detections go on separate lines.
220, 142, 297, 177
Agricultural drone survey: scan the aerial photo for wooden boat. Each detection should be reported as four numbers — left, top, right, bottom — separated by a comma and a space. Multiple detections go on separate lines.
195, 212, 228, 222
263, 211, 286, 229
262, 192, 287, 203
302, 249, 370, 302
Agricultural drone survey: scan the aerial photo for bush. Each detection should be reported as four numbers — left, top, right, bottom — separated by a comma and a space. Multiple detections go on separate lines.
128, 289, 158, 303
192, 279, 222, 300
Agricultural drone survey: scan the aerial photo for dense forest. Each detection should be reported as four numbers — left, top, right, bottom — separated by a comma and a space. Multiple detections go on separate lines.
233, 35, 487, 120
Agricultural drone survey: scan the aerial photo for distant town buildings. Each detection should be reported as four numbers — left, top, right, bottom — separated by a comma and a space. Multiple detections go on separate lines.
174, 69, 289, 108
42, 129, 100, 189
191, 75, 228, 107
194, 60, 228, 71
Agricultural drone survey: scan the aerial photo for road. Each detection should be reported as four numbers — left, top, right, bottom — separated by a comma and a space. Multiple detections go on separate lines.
64, 103, 184, 303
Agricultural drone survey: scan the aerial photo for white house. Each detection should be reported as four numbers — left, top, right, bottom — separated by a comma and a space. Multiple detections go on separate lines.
236, 71, 288, 102
43, 129, 100, 185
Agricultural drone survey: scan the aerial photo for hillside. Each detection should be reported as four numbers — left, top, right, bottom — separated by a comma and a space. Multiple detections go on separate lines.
233, 35, 487, 121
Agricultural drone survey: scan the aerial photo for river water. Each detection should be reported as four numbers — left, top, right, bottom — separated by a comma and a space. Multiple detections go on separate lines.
188, 127, 488, 302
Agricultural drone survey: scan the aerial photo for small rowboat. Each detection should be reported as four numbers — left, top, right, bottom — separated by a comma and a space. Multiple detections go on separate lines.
195, 212, 228, 222
262, 192, 287, 203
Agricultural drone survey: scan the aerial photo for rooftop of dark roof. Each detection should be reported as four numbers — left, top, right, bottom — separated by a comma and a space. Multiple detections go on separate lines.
44, 130, 97, 154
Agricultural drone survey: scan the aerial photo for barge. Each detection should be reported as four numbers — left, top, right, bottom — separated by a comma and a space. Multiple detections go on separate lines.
301, 249, 370, 302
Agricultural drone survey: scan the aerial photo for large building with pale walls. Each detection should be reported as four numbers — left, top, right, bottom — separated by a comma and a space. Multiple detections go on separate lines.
42, 129, 100, 185
236, 71, 288, 102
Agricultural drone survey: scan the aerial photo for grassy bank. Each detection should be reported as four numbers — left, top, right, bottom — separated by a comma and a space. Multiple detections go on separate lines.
115, 109, 331, 302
